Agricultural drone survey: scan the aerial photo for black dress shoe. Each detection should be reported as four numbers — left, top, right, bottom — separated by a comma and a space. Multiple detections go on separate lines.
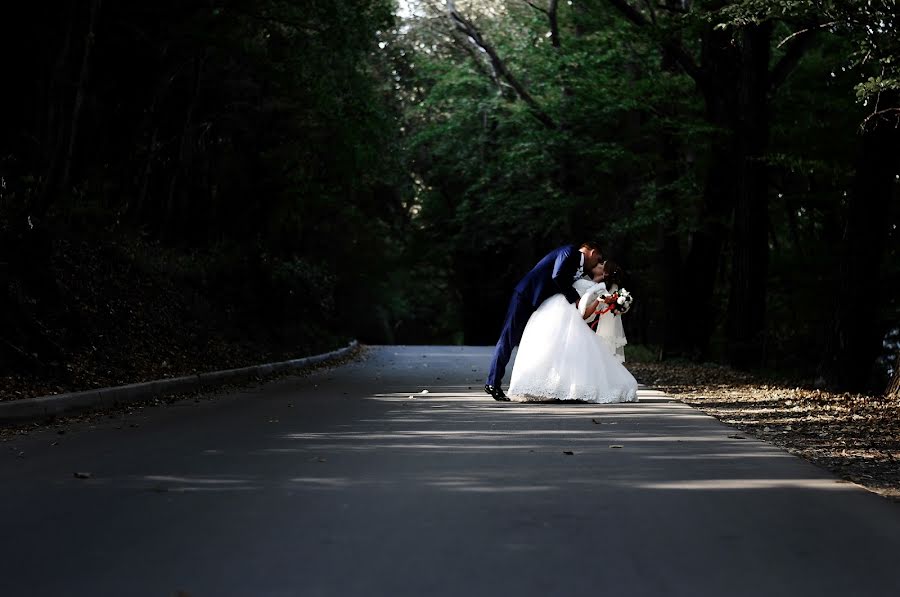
484, 384, 510, 401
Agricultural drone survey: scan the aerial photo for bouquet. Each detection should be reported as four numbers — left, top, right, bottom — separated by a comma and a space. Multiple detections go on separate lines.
597, 287, 633, 317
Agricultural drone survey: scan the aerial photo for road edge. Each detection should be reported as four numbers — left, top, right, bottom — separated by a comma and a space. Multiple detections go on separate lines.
0, 340, 360, 425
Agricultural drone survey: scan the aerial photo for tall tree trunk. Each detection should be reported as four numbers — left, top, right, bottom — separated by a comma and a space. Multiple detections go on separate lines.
164, 54, 205, 241
35, 0, 77, 219
674, 21, 740, 359
726, 22, 772, 368
59, 0, 102, 201
655, 128, 684, 358
887, 352, 900, 398
820, 108, 900, 391
655, 3, 687, 358
680, 143, 733, 358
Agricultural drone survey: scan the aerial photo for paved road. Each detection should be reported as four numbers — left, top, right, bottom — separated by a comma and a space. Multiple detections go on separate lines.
3, 345, 900, 597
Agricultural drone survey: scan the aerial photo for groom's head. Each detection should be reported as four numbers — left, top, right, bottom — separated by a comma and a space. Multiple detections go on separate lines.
579, 241, 604, 270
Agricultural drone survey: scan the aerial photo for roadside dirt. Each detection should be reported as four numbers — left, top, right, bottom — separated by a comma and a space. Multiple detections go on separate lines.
631, 362, 900, 501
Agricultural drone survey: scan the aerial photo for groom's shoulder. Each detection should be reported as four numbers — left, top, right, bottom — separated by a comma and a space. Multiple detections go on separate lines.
549, 243, 576, 255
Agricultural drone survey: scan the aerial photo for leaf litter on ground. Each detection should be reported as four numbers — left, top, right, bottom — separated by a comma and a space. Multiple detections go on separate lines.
630, 361, 900, 501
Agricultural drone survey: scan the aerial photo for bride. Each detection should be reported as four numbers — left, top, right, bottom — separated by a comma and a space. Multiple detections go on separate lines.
507, 260, 638, 403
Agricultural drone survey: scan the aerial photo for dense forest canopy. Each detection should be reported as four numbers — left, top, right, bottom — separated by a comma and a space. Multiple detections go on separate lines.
0, 1, 897, 395
385, 0, 899, 393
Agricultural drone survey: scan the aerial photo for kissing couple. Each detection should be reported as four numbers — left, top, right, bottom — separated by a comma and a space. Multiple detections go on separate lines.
484, 241, 639, 403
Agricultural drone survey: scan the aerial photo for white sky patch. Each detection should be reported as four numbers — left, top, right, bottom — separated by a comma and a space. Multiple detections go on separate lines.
395, 0, 421, 19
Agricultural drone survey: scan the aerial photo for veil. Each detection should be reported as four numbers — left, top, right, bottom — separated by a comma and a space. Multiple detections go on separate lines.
593, 283, 628, 364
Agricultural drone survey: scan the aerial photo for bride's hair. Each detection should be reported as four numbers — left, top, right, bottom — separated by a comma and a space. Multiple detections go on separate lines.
602, 260, 624, 287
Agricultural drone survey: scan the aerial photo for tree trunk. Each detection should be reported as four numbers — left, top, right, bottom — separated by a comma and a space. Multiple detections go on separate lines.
820, 108, 900, 392
887, 352, 900, 398
655, 7, 687, 358
59, 0, 102, 201
35, 0, 77, 219
725, 23, 772, 369
164, 54, 205, 241
679, 146, 733, 359
675, 21, 740, 360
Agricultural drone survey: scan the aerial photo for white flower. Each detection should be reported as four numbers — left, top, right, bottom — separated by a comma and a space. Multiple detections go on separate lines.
617, 296, 626, 305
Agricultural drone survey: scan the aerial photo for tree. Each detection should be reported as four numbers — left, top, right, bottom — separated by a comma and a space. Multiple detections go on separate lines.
603, 0, 817, 367
717, 0, 900, 391
0, 0, 404, 370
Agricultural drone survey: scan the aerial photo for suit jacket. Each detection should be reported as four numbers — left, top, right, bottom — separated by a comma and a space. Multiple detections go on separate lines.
514, 244, 583, 308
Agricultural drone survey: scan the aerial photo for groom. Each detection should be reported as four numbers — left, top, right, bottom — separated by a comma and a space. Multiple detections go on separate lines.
484, 241, 604, 401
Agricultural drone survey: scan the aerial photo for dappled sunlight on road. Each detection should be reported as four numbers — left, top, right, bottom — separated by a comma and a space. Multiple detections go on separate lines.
139, 475, 260, 492
46, 347, 862, 501
635, 479, 857, 491
210, 382, 855, 497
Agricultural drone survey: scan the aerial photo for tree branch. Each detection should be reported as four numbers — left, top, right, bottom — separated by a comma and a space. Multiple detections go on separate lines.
224, 5, 325, 35
548, 0, 560, 48
447, 1, 556, 129
769, 28, 817, 93
522, 1, 560, 47
605, 0, 704, 84
522, 0, 548, 16
642, 0, 657, 26
450, 31, 507, 95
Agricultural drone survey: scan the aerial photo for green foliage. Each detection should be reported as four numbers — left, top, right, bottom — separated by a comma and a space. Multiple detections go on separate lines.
0, 0, 407, 369
714, 0, 900, 122
382, 0, 896, 387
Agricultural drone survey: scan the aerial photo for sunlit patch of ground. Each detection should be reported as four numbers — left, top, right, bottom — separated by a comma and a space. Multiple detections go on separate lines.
631, 362, 900, 501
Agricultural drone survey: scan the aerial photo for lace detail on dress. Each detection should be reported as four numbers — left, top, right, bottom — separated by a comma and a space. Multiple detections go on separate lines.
509, 379, 638, 403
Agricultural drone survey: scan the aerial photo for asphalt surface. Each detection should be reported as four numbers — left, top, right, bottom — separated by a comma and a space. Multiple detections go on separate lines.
3, 345, 900, 597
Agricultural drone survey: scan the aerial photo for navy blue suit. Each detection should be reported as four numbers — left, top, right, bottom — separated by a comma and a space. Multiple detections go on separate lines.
486, 245, 583, 388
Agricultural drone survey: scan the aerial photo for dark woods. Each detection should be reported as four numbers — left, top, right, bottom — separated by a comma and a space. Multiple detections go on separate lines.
0, 1, 407, 383
0, 1, 897, 396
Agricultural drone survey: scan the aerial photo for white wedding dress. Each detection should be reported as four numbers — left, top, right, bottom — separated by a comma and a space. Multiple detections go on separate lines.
592, 282, 628, 364
508, 278, 639, 403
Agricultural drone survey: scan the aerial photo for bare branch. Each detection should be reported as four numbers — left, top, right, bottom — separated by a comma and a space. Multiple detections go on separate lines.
521, 1, 559, 47
522, 0, 548, 16
777, 20, 838, 49
446, 1, 556, 129
606, 0, 704, 84
769, 28, 818, 93
450, 31, 506, 94
862, 82, 900, 132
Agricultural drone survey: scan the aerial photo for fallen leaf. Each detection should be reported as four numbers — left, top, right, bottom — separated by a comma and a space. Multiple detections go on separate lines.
563, 450, 574, 455
728, 435, 746, 440
74, 472, 92, 479
609, 445, 623, 449
592, 418, 600, 424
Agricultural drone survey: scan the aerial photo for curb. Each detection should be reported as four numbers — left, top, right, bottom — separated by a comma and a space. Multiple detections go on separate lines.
0, 340, 360, 425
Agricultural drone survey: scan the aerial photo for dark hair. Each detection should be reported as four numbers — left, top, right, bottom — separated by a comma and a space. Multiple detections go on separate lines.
602, 259, 624, 287
580, 240, 603, 253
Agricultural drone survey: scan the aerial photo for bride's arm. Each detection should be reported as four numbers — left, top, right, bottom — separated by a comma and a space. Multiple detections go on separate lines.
576, 281, 603, 321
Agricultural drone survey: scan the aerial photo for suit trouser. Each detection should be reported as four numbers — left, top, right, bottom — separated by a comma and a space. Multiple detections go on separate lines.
487, 292, 535, 387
